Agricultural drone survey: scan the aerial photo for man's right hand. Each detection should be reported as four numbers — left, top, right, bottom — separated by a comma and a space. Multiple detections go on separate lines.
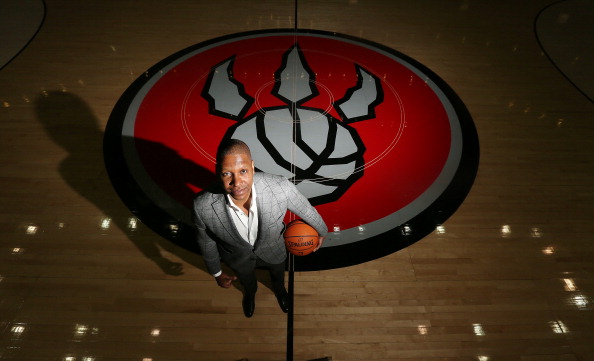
215, 273, 237, 288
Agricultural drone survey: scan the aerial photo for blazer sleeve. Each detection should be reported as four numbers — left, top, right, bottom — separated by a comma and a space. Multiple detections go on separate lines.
194, 200, 223, 276
281, 177, 328, 237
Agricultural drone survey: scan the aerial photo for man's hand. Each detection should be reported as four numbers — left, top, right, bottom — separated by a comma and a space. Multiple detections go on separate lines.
215, 273, 237, 288
314, 236, 325, 252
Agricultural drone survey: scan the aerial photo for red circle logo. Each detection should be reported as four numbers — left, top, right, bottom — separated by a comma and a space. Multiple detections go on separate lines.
105, 30, 479, 270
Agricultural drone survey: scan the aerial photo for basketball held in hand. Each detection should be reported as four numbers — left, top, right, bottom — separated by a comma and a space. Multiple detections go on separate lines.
283, 219, 319, 256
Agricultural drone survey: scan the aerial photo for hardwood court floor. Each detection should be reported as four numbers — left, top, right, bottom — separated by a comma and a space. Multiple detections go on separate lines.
1, 1, 593, 360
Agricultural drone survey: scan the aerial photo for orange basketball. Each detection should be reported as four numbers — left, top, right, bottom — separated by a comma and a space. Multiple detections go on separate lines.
283, 219, 319, 256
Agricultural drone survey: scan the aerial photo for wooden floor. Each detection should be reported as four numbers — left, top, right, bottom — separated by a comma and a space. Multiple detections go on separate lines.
1, 1, 593, 360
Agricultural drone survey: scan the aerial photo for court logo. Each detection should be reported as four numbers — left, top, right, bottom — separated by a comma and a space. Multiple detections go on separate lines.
204, 43, 381, 205
104, 30, 479, 271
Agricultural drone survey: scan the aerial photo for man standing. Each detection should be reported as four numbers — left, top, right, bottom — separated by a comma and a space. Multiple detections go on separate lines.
194, 139, 328, 317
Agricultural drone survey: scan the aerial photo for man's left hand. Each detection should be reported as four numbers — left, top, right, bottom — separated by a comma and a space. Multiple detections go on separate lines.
314, 236, 324, 252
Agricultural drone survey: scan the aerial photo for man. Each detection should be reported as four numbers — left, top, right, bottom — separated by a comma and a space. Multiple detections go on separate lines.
193, 139, 328, 317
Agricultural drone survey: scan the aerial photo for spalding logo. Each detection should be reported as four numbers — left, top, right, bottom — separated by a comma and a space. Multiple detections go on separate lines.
104, 29, 479, 271
287, 239, 316, 248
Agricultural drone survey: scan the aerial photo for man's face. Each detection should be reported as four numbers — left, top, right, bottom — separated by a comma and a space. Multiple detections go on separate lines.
218, 151, 255, 204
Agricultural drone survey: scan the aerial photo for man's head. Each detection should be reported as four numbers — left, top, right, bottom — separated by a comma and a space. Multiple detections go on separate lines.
216, 138, 252, 165
216, 139, 255, 204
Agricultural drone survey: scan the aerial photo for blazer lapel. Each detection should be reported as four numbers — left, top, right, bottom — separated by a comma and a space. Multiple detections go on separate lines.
211, 195, 245, 244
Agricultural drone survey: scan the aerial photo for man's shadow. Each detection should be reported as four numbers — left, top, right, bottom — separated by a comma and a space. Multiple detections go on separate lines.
34, 91, 277, 295
34, 90, 213, 276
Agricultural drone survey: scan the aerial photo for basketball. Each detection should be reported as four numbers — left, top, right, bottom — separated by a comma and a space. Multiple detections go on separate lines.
283, 219, 319, 256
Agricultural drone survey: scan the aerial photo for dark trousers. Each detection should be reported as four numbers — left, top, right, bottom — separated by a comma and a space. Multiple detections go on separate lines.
233, 257, 286, 298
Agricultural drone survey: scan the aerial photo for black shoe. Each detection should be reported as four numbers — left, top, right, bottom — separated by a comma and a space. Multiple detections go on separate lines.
242, 295, 255, 318
274, 288, 290, 313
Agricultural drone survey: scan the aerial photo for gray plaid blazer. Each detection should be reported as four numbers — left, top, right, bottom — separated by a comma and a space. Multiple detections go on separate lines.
193, 172, 328, 275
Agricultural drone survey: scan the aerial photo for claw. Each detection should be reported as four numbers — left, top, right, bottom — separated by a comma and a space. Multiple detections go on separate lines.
201, 56, 254, 120
272, 43, 319, 105
335, 65, 383, 124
